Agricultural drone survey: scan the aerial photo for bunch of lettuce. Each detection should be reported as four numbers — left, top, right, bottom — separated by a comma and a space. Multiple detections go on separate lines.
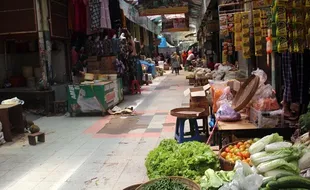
145, 139, 220, 181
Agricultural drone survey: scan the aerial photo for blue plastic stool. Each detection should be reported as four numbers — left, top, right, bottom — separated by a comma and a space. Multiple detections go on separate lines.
174, 118, 201, 143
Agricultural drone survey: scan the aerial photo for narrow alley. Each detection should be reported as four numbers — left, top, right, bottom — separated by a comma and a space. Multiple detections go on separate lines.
0, 73, 190, 190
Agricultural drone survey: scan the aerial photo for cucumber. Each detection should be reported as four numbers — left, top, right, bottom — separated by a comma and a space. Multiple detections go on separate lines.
275, 173, 295, 180
262, 176, 276, 187
268, 176, 310, 189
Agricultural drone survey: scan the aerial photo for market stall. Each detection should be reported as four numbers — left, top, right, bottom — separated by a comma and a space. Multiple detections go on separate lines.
67, 78, 123, 117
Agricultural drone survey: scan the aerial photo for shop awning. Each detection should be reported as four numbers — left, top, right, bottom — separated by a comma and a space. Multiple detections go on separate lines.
119, 0, 161, 34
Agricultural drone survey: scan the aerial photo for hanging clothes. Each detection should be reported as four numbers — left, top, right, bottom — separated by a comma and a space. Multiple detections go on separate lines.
100, 0, 111, 29
112, 38, 120, 55
115, 59, 125, 75
282, 52, 293, 103
103, 38, 112, 56
89, 0, 101, 31
72, 0, 87, 32
85, 38, 94, 56
282, 52, 305, 104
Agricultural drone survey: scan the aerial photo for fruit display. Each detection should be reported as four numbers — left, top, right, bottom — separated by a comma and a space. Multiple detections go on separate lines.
220, 139, 257, 165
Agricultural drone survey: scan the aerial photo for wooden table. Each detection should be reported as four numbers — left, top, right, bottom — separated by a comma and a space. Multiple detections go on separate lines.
0, 104, 24, 142
216, 118, 296, 149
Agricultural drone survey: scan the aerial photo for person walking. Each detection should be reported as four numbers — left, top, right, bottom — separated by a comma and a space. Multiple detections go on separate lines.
171, 52, 180, 75
185, 51, 195, 71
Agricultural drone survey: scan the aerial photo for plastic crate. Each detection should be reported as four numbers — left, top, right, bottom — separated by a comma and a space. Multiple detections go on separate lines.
249, 107, 283, 128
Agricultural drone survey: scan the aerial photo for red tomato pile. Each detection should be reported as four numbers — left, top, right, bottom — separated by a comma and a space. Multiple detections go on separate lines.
220, 140, 254, 165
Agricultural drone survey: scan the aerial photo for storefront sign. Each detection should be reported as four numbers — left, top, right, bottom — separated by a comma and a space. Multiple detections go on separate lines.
137, 0, 188, 16
162, 16, 189, 32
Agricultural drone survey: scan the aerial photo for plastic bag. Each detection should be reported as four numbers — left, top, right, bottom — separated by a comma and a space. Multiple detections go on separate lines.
253, 84, 274, 101
209, 80, 227, 112
252, 98, 280, 111
216, 87, 234, 109
216, 103, 241, 122
252, 68, 267, 86
1, 97, 24, 105
219, 161, 263, 190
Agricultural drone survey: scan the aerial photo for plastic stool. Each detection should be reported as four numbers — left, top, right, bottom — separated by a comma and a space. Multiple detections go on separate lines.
174, 118, 201, 143
131, 80, 141, 94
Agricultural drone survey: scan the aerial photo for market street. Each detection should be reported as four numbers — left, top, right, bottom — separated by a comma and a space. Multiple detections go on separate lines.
0, 72, 190, 190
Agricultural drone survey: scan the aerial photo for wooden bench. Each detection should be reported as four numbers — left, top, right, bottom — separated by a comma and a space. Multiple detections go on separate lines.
28, 132, 45, 145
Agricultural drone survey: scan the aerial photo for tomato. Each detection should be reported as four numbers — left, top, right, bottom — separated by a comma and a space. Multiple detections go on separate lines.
234, 149, 240, 154
225, 147, 231, 153
239, 145, 246, 151
245, 143, 251, 148
234, 156, 242, 161
236, 152, 242, 157
246, 139, 253, 144
221, 152, 227, 158
243, 151, 250, 159
229, 145, 233, 149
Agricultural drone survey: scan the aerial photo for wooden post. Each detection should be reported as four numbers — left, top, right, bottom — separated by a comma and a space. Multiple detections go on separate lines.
35, 0, 48, 89
35, 0, 53, 89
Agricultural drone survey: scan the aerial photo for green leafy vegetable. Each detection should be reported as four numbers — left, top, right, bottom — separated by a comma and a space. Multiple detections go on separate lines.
200, 169, 234, 190
141, 178, 189, 190
145, 139, 220, 181
265, 142, 292, 152
256, 158, 300, 174
250, 147, 301, 166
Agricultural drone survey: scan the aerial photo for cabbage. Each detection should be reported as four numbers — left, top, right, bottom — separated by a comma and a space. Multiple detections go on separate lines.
249, 133, 283, 154
256, 158, 300, 174
299, 151, 310, 170
200, 169, 234, 190
265, 142, 292, 152
251, 147, 301, 166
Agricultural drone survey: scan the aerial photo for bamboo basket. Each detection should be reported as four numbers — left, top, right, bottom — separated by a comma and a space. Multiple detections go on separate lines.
136, 177, 200, 190
123, 184, 142, 190
218, 141, 245, 171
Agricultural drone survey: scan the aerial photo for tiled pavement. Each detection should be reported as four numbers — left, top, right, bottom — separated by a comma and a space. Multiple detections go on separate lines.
0, 71, 192, 190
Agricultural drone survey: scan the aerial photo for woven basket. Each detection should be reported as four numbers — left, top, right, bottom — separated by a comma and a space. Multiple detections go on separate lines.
123, 184, 142, 190
136, 177, 200, 190
219, 141, 246, 171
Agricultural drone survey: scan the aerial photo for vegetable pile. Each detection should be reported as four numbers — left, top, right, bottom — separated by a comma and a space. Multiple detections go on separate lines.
200, 169, 234, 190
249, 133, 302, 177
145, 139, 220, 181
220, 139, 256, 165
260, 173, 310, 190
140, 178, 189, 190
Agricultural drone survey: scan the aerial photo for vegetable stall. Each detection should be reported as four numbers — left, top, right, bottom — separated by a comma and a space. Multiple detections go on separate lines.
125, 132, 310, 190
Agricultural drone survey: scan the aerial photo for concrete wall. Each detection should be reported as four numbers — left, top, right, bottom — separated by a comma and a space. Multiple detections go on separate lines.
0, 40, 68, 85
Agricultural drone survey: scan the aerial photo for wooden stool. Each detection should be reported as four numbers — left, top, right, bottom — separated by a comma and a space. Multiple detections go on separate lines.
28, 132, 45, 146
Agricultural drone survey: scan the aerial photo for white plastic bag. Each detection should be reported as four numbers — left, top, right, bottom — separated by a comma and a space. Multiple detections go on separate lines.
219, 161, 263, 190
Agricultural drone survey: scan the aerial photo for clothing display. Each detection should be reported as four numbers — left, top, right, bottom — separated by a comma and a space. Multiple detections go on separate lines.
282, 52, 305, 104
89, 0, 101, 31
72, 0, 87, 32
115, 59, 125, 74
101, 0, 112, 29
112, 38, 120, 55
103, 38, 112, 56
